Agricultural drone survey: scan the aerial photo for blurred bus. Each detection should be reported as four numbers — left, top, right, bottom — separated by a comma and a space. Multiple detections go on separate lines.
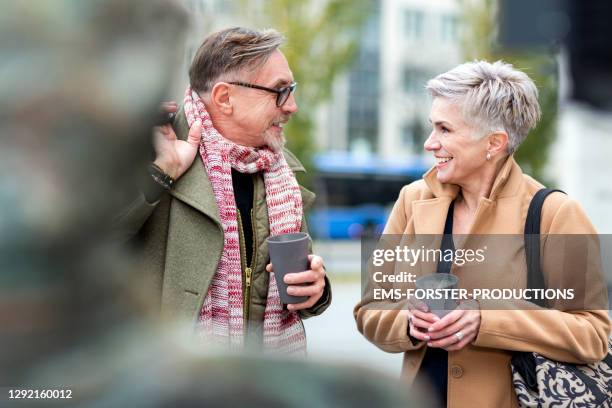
308, 151, 429, 239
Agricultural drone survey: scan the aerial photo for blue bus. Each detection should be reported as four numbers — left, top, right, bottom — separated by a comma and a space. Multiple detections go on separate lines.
308, 151, 429, 239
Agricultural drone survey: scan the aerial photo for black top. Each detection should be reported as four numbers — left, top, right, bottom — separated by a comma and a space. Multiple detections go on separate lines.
231, 169, 255, 266
416, 200, 455, 407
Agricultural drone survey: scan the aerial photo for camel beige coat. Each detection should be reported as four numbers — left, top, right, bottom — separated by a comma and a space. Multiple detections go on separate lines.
354, 156, 610, 408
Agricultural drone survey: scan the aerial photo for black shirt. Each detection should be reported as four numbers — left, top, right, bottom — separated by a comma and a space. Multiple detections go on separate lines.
416, 200, 455, 407
231, 169, 255, 266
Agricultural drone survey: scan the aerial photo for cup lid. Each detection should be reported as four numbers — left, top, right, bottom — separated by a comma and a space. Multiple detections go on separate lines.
266, 232, 309, 244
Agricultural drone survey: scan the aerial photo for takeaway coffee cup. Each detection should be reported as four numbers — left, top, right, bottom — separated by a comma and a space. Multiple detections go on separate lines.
266, 232, 310, 305
414, 273, 459, 318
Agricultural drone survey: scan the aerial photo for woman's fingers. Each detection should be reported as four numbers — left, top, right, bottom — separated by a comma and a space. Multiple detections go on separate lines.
411, 309, 439, 323
425, 308, 481, 350
408, 309, 440, 341
427, 308, 463, 332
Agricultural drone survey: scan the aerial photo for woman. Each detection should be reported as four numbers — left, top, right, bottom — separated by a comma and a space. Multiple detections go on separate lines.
354, 60, 611, 407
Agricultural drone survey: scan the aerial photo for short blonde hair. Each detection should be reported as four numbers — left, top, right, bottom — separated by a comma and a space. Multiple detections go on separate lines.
426, 60, 541, 153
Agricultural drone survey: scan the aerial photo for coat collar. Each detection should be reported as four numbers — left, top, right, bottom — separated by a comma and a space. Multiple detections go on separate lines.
412, 155, 523, 234
422, 154, 522, 200
169, 106, 309, 224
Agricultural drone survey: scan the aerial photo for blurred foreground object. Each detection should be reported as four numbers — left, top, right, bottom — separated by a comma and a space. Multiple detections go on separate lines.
29, 342, 420, 407
0, 0, 187, 388
0, 1, 422, 407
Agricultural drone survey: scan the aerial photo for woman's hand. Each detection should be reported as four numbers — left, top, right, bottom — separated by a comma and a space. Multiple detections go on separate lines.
407, 300, 441, 342
423, 300, 481, 351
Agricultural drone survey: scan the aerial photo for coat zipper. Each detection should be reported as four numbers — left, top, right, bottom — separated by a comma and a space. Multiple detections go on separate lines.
245, 207, 257, 322
237, 189, 258, 332
244, 266, 252, 316
237, 211, 251, 327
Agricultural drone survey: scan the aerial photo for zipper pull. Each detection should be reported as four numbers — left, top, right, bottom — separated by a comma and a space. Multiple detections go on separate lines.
245, 267, 252, 288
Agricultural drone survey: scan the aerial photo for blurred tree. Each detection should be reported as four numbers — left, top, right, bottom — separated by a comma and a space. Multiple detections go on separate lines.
240, 0, 374, 185
459, 0, 557, 184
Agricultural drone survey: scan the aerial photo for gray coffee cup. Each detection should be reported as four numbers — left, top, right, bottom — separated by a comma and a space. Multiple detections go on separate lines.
267, 232, 310, 305
414, 273, 459, 317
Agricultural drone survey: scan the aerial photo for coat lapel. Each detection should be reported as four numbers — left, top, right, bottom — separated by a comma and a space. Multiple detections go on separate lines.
170, 157, 221, 228
160, 106, 223, 321
411, 167, 458, 234
412, 197, 454, 234
162, 151, 224, 321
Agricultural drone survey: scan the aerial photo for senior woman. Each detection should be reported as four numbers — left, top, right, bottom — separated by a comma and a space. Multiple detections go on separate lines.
354, 60, 611, 408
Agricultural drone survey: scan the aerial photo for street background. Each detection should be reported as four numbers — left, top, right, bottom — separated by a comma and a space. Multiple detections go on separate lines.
174, 0, 612, 373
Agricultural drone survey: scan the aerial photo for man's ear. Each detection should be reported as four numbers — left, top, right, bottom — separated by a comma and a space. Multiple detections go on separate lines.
487, 131, 509, 157
210, 82, 233, 115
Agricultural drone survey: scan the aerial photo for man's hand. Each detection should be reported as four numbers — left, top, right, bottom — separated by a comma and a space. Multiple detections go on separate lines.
153, 101, 202, 180
266, 254, 326, 311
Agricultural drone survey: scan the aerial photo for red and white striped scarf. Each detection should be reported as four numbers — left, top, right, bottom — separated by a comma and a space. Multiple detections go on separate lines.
183, 87, 306, 354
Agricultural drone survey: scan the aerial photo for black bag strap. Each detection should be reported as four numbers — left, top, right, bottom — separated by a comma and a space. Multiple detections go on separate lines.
524, 188, 565, 307
513, 188, 565, 389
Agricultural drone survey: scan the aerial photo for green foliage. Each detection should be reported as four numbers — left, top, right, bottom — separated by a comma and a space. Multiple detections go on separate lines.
506, 54, 557, 184
240, 0, 374, 185
458, 0, 558, 184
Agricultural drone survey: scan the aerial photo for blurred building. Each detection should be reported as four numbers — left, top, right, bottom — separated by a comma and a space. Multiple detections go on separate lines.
499, 0, 612, 234
316, 0, 462, 161
170, 0, 237, 99
548, 54, 612, 233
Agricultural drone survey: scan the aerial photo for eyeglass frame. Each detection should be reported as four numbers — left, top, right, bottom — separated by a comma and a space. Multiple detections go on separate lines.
228, 81, 297, 107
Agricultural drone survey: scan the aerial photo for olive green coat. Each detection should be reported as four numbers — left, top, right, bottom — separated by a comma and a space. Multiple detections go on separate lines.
115, 107, 330, 340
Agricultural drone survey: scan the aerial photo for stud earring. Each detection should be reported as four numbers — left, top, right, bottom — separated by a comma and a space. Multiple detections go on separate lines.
486, 152, 491, 161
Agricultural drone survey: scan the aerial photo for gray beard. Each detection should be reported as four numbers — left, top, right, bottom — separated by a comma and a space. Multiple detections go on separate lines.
264, 133, 286, 153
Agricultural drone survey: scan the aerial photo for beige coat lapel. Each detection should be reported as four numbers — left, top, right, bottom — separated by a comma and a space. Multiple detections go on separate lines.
411, 197, 454, 234
411, 168, 459, 234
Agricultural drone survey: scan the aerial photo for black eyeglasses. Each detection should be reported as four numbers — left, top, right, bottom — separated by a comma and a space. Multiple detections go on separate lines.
229, 81, 297, 107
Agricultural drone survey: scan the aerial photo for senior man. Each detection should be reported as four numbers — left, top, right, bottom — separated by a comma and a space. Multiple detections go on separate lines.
117, 27, 330, 353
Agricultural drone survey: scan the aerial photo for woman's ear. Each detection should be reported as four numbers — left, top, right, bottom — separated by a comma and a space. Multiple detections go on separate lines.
210, 82, 233, 115
487, 131, 509, 156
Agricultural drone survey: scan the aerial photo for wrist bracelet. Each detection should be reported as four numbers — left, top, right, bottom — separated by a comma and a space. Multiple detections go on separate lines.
148, 163, 175, 190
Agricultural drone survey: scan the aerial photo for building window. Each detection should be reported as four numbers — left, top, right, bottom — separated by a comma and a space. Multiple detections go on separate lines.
441, 14, 459, 43
404, 10, 424, 41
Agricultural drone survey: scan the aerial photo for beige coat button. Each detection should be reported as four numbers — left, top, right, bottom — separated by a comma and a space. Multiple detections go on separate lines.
450, 364, 463, 378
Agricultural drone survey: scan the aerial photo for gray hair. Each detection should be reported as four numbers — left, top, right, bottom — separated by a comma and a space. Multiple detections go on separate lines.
189, 27, 285, 93
425, 60, 541, 154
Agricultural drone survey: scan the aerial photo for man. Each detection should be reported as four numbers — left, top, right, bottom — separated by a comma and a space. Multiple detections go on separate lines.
117, 27, 330, 352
